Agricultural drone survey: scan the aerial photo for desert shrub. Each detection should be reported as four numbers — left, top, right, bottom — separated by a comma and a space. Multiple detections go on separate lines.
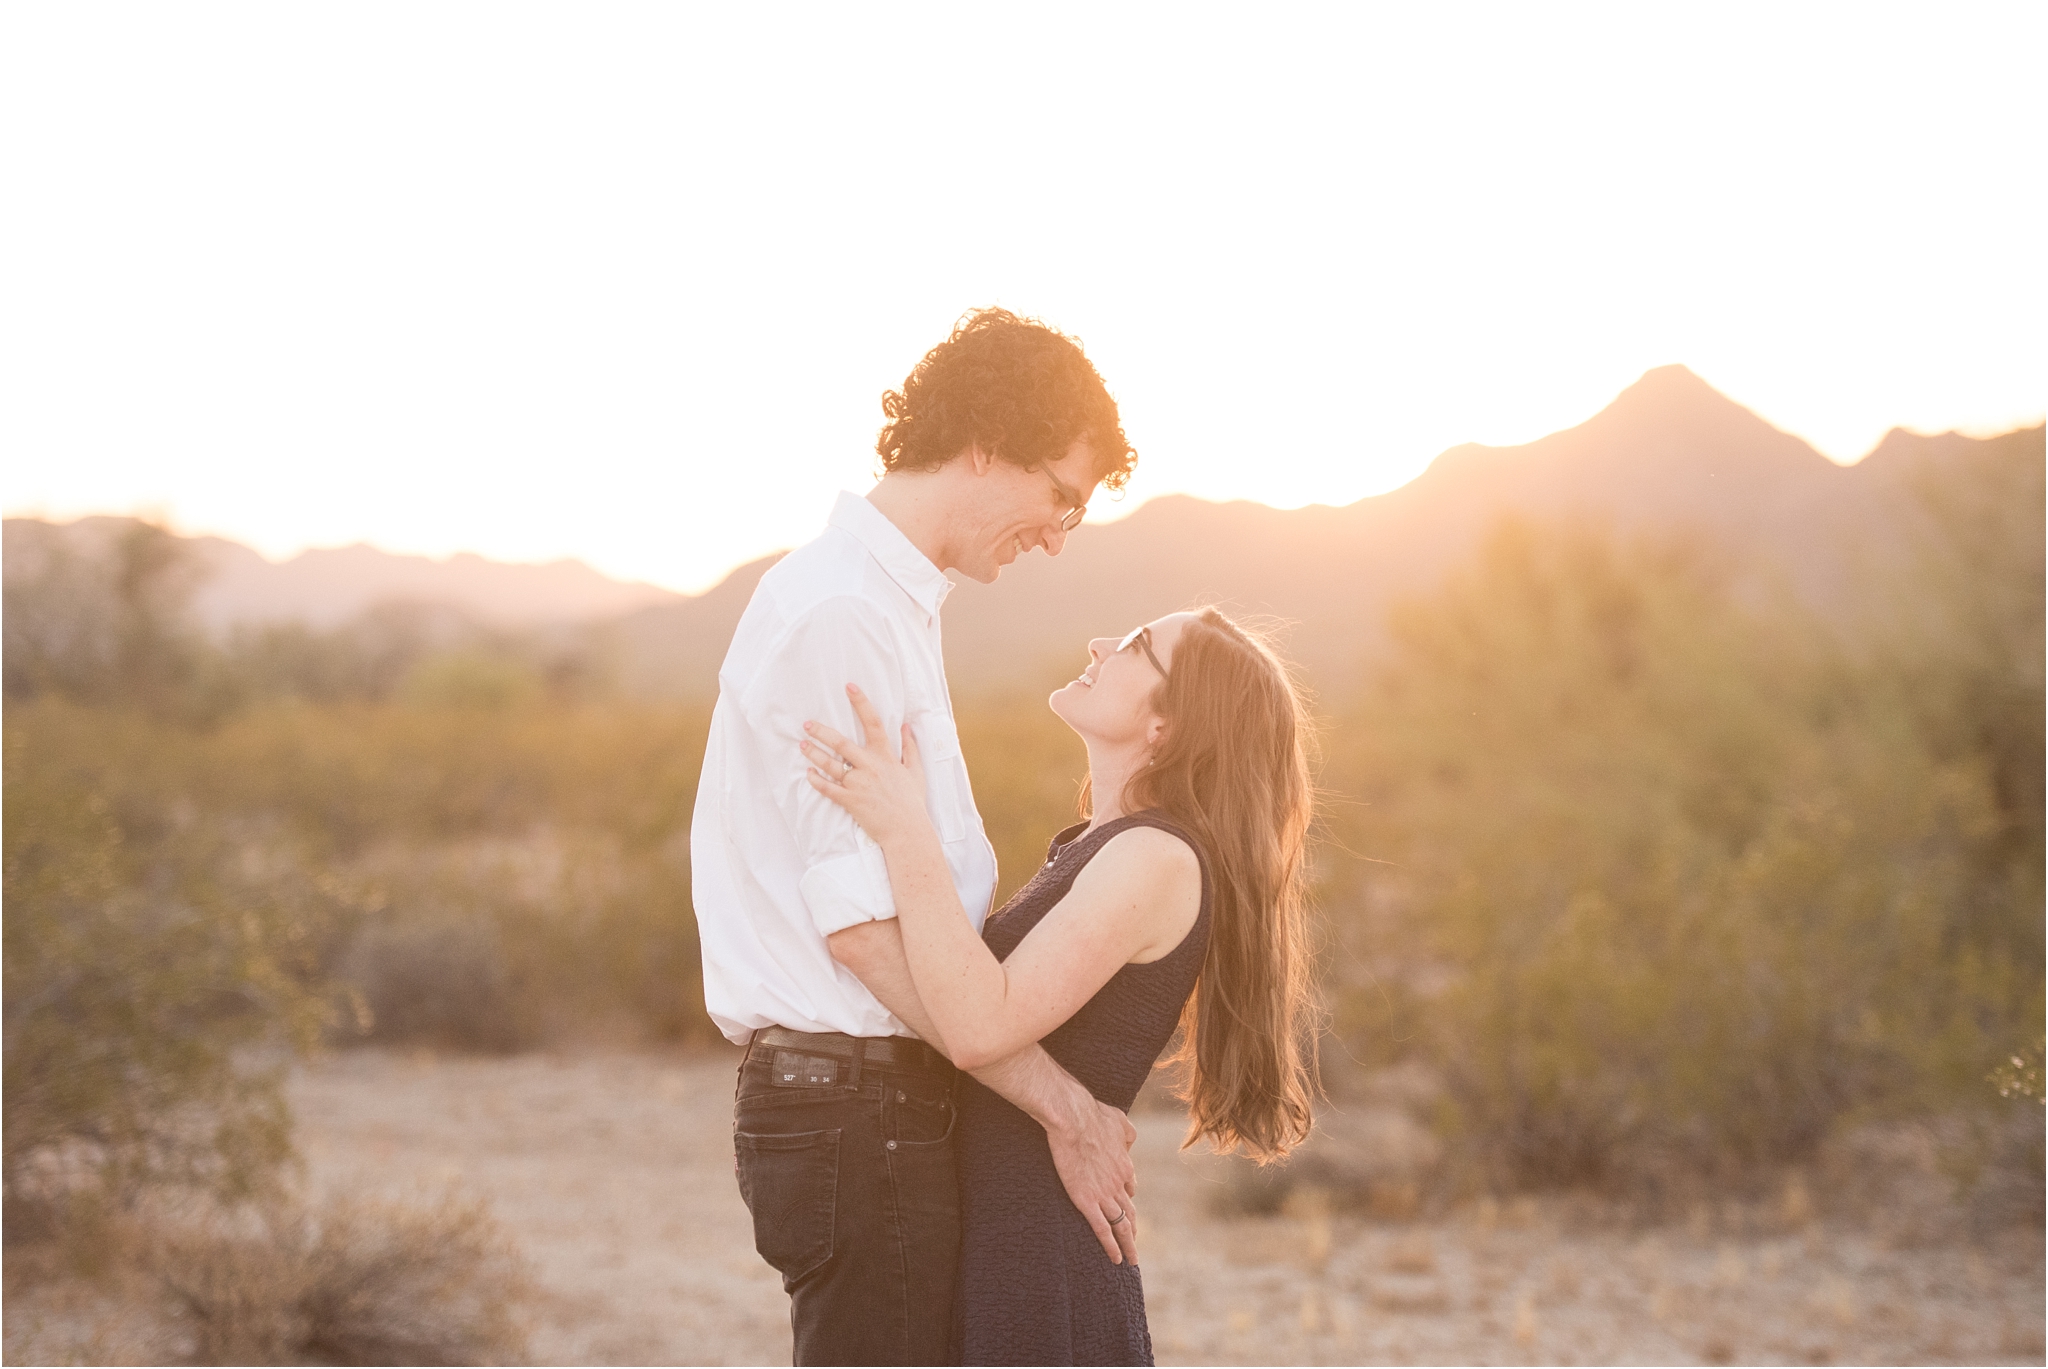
1877, 431, 2044, 982
5, 696, 716, 1063
398, 648, 546, 711
212, 702, 712, 1048
3, 708, 342, 1206
1325, 519, 2042, 1194
158, 1193, 531, 1366
340, 828, 703, 1051
6, 1189, 533, 1365
342, 918, 541, 1054
225, 602, 599, 708
2, 519, 223, 717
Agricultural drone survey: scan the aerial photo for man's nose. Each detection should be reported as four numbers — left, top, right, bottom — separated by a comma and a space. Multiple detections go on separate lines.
1041, 521, 1071, 557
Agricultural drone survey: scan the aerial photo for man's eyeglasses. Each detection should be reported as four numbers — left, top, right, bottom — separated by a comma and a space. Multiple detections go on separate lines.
1117, 624, 1167, 678
1045, 469, 1088, 532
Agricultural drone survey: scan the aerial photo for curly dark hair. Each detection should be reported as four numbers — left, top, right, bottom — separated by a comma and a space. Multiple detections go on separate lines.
876, 308, 1137, 492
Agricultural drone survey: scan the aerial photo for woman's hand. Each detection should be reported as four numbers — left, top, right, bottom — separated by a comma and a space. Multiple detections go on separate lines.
802, 684, 937, 850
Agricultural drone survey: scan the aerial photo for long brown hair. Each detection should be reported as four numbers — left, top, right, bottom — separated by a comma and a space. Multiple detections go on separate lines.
1120, 608, 1317, 1163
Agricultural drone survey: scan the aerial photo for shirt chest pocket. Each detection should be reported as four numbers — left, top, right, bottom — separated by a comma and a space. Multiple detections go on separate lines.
912, 714, 977, 844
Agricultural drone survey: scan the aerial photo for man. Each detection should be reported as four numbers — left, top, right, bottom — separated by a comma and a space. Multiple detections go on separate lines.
692, 308, 1142, 1365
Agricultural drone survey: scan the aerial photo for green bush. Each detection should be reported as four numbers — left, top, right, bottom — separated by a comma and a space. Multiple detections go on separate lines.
1325, 517, 2042, 1193
398, 649, 546, 711
3, 708, 340, 1206
340, 826, 705, 1052
4, 697, 717, 1070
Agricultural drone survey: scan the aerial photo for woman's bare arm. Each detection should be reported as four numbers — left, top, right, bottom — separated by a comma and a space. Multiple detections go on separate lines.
803, 686, 1200, 1071
827, 903, 1144, 1264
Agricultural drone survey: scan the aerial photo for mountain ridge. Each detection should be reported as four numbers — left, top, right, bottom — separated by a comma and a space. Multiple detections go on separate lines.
8, 367, 2040, 700
1, 515, 685, 631
608, 372, 2037, 698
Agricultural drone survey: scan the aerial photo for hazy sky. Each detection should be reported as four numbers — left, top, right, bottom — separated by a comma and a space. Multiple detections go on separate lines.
4, 5, 2040, 592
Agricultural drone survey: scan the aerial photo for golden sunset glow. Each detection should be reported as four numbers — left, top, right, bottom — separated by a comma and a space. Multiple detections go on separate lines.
8, 12, 2044, 1362
3, 5, 2041, 592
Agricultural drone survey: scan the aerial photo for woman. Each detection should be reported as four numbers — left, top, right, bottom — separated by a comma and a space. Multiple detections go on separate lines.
800, 607, 1316, 1366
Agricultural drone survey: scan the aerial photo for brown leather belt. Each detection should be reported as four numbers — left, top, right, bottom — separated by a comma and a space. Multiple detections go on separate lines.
750, 1025, 952, 1075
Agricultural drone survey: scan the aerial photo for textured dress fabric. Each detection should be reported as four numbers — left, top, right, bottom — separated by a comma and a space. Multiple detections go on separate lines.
956, 811, 1212, 1367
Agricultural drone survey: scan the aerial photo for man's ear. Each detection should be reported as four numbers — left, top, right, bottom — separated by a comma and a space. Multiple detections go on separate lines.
967, 445, 995, 476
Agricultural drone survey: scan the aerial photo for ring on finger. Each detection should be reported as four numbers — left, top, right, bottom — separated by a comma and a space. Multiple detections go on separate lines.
1108, 1207, 1127, 1225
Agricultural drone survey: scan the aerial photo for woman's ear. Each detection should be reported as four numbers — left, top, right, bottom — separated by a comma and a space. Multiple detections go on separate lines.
1145, 716, 1167, 750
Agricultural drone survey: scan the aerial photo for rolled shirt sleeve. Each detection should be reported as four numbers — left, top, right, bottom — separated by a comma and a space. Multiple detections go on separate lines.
737, 600, 909, 939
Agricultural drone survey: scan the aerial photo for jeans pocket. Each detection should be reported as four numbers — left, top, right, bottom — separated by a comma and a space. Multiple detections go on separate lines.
887, 1081, 958, 1148
735, 1127, 841, 1285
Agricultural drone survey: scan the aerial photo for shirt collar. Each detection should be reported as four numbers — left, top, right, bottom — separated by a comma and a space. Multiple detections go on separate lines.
828, 491, 954, 621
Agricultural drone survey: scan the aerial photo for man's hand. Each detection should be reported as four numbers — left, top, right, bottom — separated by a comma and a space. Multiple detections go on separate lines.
1045, 1097, 1140, 1265
828, 920, 1142, 1263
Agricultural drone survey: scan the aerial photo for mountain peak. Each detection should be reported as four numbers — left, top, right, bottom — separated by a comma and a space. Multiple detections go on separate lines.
1580, 365, 1827, 472
1604, 364, 1750, 420
1389, 361, 1838, 537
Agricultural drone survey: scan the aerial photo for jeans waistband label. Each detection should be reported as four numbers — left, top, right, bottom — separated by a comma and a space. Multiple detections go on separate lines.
770, 1049, 839, 1087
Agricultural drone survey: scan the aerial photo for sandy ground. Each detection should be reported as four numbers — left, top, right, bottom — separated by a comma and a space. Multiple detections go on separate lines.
269, 1047, 2043, 1367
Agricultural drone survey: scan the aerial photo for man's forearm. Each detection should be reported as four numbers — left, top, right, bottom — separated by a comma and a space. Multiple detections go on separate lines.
967, 1042, 1098, 1132
828, 917, 1093, 1124
826, 917, 948, 1056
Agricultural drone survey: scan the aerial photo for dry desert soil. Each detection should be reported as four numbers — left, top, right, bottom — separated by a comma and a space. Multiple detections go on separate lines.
286, 1048, 2042, 1366
6, 1047, 2041, 1365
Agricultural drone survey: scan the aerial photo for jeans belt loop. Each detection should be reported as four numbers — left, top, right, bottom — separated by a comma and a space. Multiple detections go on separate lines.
847, 1036, 865, 1093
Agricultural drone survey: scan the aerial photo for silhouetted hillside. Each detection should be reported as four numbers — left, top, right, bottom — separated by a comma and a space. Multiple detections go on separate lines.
1, 516, 682, 630
930, 370, 2035, 696
11, 370, 2039, 703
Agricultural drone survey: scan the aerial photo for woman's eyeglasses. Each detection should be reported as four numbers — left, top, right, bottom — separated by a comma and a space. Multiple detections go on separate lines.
1116, 624, 1168, 678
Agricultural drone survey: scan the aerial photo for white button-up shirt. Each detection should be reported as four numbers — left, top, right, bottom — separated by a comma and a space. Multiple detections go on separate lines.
691, 492, 999, 1045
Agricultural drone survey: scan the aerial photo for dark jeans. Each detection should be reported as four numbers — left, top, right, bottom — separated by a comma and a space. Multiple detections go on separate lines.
733, 1037, 961, 1366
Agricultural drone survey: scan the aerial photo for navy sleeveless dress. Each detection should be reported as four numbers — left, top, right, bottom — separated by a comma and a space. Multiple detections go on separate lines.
954, 811, 1212, 1366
